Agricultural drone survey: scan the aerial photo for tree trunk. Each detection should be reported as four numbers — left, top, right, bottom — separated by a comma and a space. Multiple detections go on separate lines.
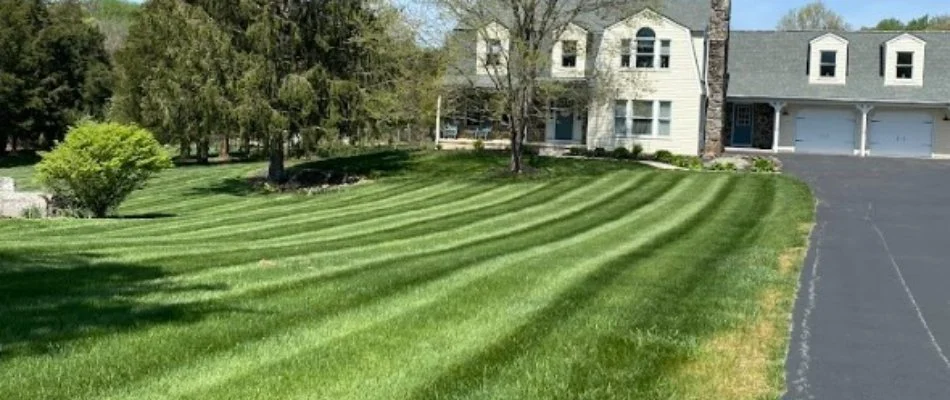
704, 0, 731, 158
179, 140, 192, 159
197, 138, 210, 164
220, 135, 230, 161
10, 135, 18, 153
267, 133, 285, 182
0, 132, 8, 157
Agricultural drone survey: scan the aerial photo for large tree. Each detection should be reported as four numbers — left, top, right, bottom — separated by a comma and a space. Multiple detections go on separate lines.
113, 0, 238, 164
0, 0, 111, 156
437, 0, 660, 173
777, 1, 849, 31
703, 0, 730, 158
866, 14, 950, 31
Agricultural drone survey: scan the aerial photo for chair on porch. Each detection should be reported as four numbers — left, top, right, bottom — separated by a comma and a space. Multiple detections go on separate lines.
441, 122, 459, 140
474, 121, 492, 140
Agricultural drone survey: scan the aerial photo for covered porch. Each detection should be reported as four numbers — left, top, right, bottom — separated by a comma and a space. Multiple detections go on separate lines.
436, 90, 587, 148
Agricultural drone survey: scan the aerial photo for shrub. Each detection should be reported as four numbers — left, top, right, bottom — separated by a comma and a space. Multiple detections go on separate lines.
672, 155, 704, 170
709, 161, 738, 172
654, 150, 675, 164
611, 147, 631, 159
631, 144, 644, 160
751, 157, 778, 173
20, 206, 45, 219
472, 139, 485, 152
593, 147, 607, 158
568, 146, 587, 156
36, 122, 172, 218
522, 144, 541, 156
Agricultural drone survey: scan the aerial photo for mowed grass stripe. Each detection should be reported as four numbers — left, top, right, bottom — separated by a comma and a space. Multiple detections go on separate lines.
131, 173, 650, 287
4, 173, 680, 399
88, 175, 707, 400
129, 174, 664, 304
6, 181, 453, 241
264, 177, 740, 400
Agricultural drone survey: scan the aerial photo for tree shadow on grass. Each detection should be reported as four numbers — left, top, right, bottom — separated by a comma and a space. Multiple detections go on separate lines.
0, 152, 41, 169
188, 149, 415, 197
107, 212, 178, 220
0, 251, 230, 359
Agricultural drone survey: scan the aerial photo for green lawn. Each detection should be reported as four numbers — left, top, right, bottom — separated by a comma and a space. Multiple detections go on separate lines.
0, 150, 813, 400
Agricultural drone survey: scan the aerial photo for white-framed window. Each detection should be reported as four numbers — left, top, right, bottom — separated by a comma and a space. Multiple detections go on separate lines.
614, 101, 627, 135
620, 39, 632, 68
660, 40, 671, 69
820, 50, 836, 77
896, 51, 914, 79
561, 40, 578, 68
614, 100, 672, 137
635, 28, 655, 68
486, 39, 503, 66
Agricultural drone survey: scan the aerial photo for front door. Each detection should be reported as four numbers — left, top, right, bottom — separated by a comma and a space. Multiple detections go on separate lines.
555, 110, 574, 141
732, 104, 753, 147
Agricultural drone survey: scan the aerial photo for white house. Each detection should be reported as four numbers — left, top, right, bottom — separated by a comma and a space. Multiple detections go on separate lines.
444, 1, 950, 159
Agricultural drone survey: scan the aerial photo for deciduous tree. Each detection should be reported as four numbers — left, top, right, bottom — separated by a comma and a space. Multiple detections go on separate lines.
777, 1, 849, 31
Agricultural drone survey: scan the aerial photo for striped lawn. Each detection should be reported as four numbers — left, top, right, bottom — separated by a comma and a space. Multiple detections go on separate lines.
0, 151, 814, 400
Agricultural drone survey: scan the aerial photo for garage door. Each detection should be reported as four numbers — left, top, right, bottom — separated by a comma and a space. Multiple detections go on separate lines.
795, 109, 857, 155
869, 112, 933, 158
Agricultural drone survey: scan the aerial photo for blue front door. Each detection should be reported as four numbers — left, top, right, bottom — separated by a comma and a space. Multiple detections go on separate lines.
555, 111, 574, 141
732, 104, 753, 147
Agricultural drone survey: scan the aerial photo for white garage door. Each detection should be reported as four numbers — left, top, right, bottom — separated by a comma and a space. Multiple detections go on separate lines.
795, 109, 857, 155
869, 112, 933, 158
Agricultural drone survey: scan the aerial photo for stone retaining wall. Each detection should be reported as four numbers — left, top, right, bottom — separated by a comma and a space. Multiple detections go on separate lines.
0, 177, 49, 218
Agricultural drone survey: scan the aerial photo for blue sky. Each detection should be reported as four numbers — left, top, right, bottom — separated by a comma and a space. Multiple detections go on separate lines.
732, 0, 950, 29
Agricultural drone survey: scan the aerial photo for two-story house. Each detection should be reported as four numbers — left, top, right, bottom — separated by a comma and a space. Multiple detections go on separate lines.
444, 1, 950, 159
443, 0, 711, 156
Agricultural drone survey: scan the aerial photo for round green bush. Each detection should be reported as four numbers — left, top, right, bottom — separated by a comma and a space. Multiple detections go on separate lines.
36, 122, 173, 218
611, 147, 631, 159
654, 150, 674, 164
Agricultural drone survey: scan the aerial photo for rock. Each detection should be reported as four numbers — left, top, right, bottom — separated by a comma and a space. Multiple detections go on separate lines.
0, 177, 14, 193
0, 192, 48, 218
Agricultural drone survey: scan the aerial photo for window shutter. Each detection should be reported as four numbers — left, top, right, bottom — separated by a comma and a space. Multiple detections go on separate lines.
806, 44, 811, 75
879, 45, 885, 77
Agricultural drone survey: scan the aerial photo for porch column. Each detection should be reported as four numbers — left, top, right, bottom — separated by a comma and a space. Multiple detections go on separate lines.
857, 104, 875, 157
769, 101, 787, 153
435, 95, 442, 146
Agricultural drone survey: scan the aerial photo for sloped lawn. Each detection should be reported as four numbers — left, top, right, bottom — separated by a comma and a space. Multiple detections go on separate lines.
0, 150, 813, 399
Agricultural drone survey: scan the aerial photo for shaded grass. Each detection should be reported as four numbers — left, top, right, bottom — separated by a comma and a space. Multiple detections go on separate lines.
0, 150, 813, 400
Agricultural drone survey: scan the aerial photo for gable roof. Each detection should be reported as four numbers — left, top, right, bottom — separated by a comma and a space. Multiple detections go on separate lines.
728, 31, 950, 104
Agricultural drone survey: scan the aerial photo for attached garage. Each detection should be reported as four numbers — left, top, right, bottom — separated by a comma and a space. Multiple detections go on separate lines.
868, 112, 934, 158
794, 109, 857, 155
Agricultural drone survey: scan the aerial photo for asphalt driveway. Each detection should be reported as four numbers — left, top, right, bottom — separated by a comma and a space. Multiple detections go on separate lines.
780, 154, 950, 400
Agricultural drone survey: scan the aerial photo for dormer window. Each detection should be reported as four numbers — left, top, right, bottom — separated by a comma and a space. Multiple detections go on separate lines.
486, 39, 503, 66
896, 51, 914, 79
561, 40, 578, 68
635, 28, 655, 68
820, 51, 836, 77
808, 33, 848, 85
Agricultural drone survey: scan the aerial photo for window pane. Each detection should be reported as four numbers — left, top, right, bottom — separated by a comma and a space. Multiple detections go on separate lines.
636, 56, 654, 68
658, 120, 671, 136
562, 40, 577, 55
620, 39, 631, 55
820, 51, 836, 64
615, 118, 627, 136
897, 52, 913, 65
562, 55, 577, 67
636, 28, 656, 39
632, 101, 652, 118
614, 101, 627, 118
660, 40, 670, 55
659, 102, 671, 119
636, 40, 654, 54
621, 55, 631, 67
897, 66, 913, 79
633, 119, 652, 135
820, 65, 835, 77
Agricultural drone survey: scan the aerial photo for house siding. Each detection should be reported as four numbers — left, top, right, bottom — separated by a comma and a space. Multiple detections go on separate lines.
586, 11, 704, 155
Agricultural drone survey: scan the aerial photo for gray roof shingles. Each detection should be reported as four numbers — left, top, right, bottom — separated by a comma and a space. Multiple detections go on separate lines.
728, 31, 950, 104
